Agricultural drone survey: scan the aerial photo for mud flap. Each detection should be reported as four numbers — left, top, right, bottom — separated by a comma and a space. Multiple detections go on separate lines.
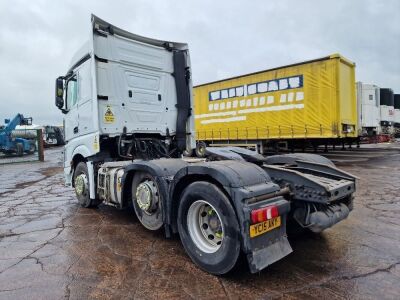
247, 236, 293, 273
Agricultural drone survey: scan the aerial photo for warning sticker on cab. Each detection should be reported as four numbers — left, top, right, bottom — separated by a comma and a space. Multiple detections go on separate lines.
104, 105, 115, 123
93, 135, 99, 151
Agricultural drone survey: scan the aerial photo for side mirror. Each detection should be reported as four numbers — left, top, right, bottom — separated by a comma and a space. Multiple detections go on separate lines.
55, 77, 64, 109
4, 119, 10, 124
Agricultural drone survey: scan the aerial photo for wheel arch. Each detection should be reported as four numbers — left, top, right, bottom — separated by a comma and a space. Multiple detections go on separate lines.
70, 145, 91, 187
170, 166, 240, 234
70, 144, 91, 166
120, 161, 241, 236
171, 174, 232, 225
70, 154, 87, 186
120, 163, 168, 209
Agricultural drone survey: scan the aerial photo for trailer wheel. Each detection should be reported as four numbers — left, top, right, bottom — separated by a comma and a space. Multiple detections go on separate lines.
16, 143, 24, 156
195, 141, 207, 158
131, 172, 163, 230
177, 181, 240, 275
73, 162, 100, 208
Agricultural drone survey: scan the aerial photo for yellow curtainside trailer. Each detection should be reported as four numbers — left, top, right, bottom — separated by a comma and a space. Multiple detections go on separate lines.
194, 54, 357, 153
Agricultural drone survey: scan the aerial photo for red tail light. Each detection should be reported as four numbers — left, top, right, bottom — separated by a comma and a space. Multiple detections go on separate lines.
251, 205, 279, 224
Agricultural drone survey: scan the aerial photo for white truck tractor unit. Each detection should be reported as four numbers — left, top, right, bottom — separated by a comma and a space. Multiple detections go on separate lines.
55, 15, 356, 275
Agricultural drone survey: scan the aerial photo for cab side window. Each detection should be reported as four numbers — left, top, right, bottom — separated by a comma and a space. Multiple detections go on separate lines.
66, 75, 78, 108
78, 62, 92, 104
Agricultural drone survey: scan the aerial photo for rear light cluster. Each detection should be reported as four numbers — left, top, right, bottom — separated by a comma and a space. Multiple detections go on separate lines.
251, 205, 279, 224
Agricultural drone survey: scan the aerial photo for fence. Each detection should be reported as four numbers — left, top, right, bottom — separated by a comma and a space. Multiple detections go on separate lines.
0, 129, 44, 165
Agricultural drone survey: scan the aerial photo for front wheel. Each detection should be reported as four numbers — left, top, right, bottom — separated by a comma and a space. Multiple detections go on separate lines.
73, 162, 101, 208
177, 181, 240, 275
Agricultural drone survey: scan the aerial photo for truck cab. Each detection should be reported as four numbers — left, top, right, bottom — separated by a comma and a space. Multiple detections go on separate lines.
56, 15, 194, 192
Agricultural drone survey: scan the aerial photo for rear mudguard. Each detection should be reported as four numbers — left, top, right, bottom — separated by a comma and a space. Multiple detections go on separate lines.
172, 160, 293, 272
120, 158, 294, 273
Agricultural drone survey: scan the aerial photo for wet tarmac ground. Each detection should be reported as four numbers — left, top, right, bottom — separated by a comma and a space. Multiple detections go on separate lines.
0, 146, 399, 299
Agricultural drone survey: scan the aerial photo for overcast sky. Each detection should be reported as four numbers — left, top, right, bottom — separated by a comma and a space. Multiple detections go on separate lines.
0, 0, 399, 125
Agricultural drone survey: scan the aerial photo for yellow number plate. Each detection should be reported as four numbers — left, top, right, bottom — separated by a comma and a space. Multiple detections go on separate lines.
250, 216, 281, 238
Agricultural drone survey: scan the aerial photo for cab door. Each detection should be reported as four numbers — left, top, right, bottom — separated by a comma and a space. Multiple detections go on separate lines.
76, 60, 93, 136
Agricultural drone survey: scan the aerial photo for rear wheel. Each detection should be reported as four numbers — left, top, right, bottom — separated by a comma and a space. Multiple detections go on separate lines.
131, 172, 163, 230
73, 162, 101, 208
177, 181, 240, 275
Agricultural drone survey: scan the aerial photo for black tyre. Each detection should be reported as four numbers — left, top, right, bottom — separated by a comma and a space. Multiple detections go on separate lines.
195, 141, 207, 158
131, 172, 163, 230
16, 143, 24, 157
73, 162, 101, 208
177, 181, 240, 275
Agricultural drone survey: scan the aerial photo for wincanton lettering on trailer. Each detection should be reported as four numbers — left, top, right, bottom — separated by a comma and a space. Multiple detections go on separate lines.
104, 105, 115, 123
195, 75, 305, 124
208, 75, 303, 101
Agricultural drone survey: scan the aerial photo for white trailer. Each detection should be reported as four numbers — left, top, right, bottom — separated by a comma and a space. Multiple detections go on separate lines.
394, 94, 400, 136
379, 88, 395, 134
356, 82, 381, 136
54, 15, 356, 275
